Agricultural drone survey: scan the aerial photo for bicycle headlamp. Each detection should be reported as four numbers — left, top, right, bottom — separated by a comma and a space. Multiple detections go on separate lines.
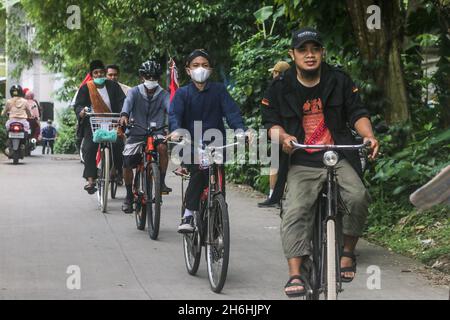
323, 151, 338, 167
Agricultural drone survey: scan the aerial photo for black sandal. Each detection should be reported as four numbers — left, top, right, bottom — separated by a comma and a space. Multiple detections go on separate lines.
284, 275, 308, 298
84, 184, 97, 195
340, 251, 357, 283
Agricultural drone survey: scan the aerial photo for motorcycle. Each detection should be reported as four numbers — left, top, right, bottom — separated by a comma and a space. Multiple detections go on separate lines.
6, 122, 27, 164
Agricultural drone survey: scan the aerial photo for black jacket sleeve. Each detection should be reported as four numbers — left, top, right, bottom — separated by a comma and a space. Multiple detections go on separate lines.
261, 83, 283, 130
342, 75, 370, 129
74, 84, 90, 122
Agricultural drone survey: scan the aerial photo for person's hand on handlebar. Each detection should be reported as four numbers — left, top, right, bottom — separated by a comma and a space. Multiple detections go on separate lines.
120, 115, 129, 127
79, 108, 87, 119
282, 134, 298, 155
166, 131, 181, 142
363, 136, 379, 160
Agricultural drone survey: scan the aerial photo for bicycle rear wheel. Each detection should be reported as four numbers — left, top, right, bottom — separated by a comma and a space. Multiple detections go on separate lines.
110, 166, 118, 199
134, 170, 147, 230
147, 163, 161, 240
205, 193, 230, 293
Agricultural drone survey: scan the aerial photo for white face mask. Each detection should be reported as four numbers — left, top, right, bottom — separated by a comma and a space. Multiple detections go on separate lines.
189, 67, 212, 83
144, 80, 159, 90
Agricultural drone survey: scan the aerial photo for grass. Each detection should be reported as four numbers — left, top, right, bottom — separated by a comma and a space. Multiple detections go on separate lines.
365, 204, 450, 273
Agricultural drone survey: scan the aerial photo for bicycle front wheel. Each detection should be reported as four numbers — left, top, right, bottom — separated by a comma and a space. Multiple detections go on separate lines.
326, 219, 337, 300
205, 194, 230, 293
101, 148, 110, 213
134, 170, 147, 230
147, 163, 161, 240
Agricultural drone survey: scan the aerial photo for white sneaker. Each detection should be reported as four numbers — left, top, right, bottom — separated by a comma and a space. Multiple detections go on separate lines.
177, 216, 194, 233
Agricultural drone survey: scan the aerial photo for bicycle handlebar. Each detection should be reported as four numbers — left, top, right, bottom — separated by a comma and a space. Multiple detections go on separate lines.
125, 121, 168, 134
290, 141, 371, 151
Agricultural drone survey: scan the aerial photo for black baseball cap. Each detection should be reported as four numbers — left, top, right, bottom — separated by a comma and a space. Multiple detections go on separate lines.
291, 27, 323, 49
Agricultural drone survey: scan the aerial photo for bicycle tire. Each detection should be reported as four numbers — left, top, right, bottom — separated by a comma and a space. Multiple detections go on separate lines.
134, 170, 147, 230
147, 163, 161, 240
205, 193, 230, 293
326, 219, 337, 300
101, 148, 110, 213
183, 209, 202, 275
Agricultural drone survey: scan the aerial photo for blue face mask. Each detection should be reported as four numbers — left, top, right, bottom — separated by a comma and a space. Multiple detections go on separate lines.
93, 77, 106, 86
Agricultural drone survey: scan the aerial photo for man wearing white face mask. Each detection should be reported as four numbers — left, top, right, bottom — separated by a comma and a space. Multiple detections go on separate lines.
120, 59, 171, 213
169, 49, 248, 233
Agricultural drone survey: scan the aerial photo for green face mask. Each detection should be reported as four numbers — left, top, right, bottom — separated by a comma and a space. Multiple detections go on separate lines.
93, 77, 106, 86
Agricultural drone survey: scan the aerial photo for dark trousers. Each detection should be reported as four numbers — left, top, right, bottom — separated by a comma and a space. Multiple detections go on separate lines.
184, 164, 226, 211
42, 140, 54, 154
82, 135, 124, 179
185, 165, 209, 211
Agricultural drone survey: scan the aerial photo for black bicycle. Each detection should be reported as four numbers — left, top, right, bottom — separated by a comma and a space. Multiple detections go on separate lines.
173, 136, 246, 293
127, 121, 167, 240
291, 141, 370, 300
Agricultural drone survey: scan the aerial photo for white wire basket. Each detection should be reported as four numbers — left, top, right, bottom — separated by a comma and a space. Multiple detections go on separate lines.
89, 115, 121, 143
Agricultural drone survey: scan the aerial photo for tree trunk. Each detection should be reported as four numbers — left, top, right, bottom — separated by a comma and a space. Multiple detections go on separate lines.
346, 0, 410, 124
434, 0, 450, 128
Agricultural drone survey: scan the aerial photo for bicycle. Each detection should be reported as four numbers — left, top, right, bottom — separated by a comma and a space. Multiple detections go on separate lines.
42, 137, 55, 155
126, 121, 167, 240
87, 110, 122, 213
172, 135, 246, 293
290, 141, 370, 300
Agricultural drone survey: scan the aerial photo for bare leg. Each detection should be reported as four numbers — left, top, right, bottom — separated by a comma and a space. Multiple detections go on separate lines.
285, 257, 304, 294
269, 173, 277, 190
123, 167, 133, 186
341, 235, 358, 279
157, 144, 168, 176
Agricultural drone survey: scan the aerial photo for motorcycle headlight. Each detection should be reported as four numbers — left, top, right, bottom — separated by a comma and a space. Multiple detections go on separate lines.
323, 151, 338, 167
31, 138, 37, 144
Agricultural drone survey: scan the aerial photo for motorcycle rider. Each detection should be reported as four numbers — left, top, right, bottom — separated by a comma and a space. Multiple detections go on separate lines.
2, 85, 31, 131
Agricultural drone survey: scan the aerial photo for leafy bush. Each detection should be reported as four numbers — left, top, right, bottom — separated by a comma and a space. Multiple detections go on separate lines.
54, 107, 77, 154
226, 32, 290, 193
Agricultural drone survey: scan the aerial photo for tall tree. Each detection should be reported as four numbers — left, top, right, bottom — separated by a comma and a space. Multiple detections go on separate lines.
346, 0, 410, 124
276, 0, 411, 124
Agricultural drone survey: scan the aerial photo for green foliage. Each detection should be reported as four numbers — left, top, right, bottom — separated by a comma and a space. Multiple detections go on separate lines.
54, 107, 77, 154
226, 31, 290, 193
6, 3, 34, 78
368, 125, 450, 204
20, 0, 261, 100
0, 7, 5, 50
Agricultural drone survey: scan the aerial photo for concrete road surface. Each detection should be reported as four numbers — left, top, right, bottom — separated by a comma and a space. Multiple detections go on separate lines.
0, 150, 448, 300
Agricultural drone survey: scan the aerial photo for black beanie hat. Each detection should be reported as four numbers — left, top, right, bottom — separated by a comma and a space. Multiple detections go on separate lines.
89, 60, 105, 75
185, 49, 211, 67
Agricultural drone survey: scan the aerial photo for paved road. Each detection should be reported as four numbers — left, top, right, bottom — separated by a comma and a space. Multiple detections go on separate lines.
0, 150, 448, 300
